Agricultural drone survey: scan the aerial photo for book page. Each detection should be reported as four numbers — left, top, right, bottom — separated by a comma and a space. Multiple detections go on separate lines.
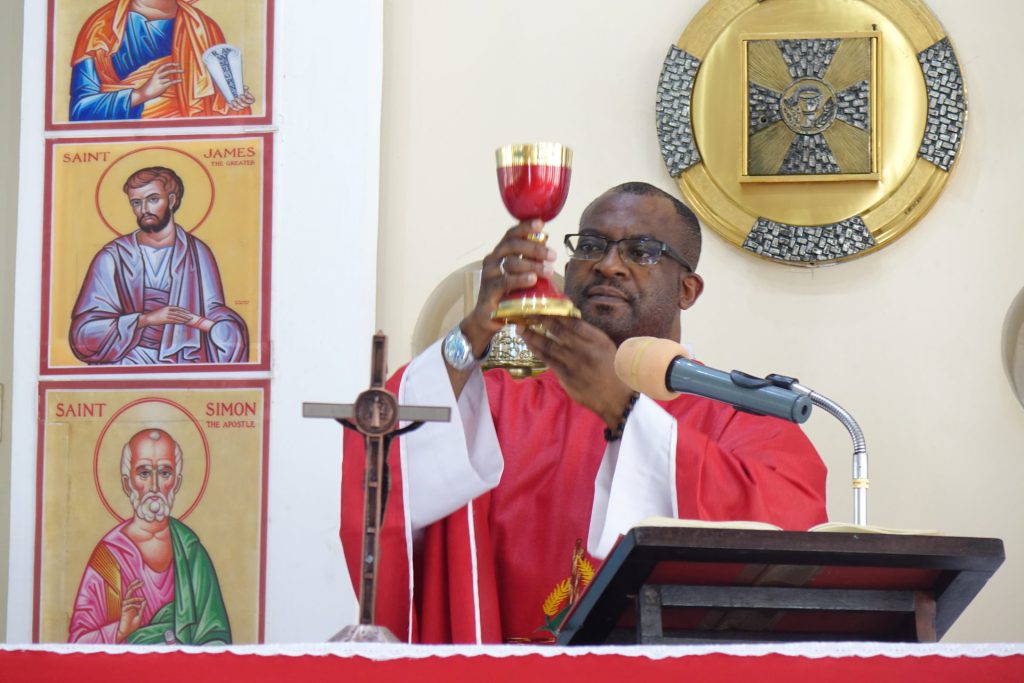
634, 516, 782, 531
810, 522, 943, 535
633, 517, 943, 535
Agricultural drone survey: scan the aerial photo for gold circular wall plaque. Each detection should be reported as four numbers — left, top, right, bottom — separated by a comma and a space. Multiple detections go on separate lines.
656, 0, 966, 265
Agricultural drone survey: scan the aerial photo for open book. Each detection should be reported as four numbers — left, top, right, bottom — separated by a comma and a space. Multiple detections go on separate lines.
635, 516, 942, 536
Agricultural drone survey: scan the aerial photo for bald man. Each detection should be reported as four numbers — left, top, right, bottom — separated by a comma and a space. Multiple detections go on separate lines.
69, 429, 230, 644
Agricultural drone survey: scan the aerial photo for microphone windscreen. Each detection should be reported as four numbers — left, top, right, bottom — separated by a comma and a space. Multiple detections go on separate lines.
614, 337, 689, 401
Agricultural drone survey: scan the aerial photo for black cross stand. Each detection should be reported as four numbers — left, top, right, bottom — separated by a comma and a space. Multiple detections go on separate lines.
303, 332, 450, 642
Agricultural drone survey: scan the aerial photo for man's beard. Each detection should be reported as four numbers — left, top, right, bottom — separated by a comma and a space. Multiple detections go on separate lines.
130, 489, 175, 522
136, 207, 172, 233
566, 277, 637, 346
566, 275, 679, 347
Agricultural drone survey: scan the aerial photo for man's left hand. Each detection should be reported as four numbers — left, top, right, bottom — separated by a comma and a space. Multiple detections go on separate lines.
520, 316, 636, 431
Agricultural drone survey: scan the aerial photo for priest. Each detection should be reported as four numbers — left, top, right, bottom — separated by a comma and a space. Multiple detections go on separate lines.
341, 182, 827, 643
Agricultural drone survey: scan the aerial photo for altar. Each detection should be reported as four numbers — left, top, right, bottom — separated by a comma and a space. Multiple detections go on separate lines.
2, 643, 1023, 682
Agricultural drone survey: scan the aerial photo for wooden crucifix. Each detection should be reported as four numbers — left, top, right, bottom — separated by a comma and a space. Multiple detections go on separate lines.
304, 332, 450, 642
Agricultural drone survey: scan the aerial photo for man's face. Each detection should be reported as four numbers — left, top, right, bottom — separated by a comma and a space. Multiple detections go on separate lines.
563, 192, 703, 346
127, 181, 174, 233
123, 430, 182, 523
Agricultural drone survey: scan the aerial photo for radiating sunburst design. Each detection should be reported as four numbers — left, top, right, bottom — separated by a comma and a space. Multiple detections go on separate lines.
745, 36, 875, 177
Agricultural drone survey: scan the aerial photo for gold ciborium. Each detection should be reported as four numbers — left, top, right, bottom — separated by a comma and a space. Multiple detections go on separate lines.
493, 143, 581, 322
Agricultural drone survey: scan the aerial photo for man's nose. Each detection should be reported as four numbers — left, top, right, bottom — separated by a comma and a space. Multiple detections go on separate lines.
594, 244, 629, 277
148, 474, 159, 492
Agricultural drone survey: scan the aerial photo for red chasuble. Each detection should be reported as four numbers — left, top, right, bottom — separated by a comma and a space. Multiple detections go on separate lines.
341, 367, 827, 644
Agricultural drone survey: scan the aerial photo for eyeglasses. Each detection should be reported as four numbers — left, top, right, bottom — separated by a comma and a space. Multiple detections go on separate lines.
564, 233, 693, 271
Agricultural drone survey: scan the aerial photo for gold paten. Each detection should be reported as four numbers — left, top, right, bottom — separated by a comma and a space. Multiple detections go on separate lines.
669, 0, 964, 265
494, 296, 582, 324
496, 143, 573, 168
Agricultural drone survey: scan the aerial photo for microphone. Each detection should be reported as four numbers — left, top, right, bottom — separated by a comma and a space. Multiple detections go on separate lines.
614, 337, 812, 424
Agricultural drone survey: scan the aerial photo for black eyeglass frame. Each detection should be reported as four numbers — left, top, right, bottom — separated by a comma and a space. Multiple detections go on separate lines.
563, 233, 694, 272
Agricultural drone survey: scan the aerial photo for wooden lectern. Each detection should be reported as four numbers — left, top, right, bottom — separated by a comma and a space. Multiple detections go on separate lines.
556, 527, 1004, 645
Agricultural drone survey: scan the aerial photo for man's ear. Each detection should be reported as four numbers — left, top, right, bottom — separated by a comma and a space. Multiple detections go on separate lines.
121, 475, 131, 497
678, 272, 704, 311
174, 474, 183, 494
167, 193, 177, 210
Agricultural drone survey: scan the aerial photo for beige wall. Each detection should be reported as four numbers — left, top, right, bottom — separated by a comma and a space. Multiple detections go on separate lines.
1, 0, 1020, 644
0, 0, 24, 644
378, 0, 1024, 641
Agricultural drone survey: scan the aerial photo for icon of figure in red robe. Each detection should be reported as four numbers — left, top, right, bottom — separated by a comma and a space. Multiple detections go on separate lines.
70, 0, 256, 121
70, 166, 249, 365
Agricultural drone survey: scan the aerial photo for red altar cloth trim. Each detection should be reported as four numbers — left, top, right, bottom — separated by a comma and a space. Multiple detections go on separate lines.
1, 644, 1022, 683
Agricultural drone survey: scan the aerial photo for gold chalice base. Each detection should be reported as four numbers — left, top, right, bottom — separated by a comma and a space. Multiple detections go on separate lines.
493, 296, 581, 324
481, 323, 548, 377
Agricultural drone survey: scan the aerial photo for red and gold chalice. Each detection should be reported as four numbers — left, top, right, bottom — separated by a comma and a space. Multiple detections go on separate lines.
493, 142, 581, 322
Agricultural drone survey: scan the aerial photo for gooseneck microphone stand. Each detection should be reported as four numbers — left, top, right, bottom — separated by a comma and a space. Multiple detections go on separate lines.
764, 373, 869, 525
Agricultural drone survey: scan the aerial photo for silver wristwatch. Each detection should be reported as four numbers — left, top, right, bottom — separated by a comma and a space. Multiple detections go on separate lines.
443, 323, 482, 371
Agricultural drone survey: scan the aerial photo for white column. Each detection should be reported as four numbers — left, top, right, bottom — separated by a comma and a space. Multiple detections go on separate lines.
5, 0, 382, 642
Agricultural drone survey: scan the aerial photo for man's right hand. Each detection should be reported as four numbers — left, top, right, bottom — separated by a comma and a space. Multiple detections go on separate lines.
460, 220, 557, 356
132, 62, 184, 107
139, 306, 196, 328
115, 579, 147, 643
444, 220, 556, 395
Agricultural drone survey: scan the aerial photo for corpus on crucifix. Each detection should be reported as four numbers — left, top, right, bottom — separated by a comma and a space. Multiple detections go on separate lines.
303, 332, 450, 642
